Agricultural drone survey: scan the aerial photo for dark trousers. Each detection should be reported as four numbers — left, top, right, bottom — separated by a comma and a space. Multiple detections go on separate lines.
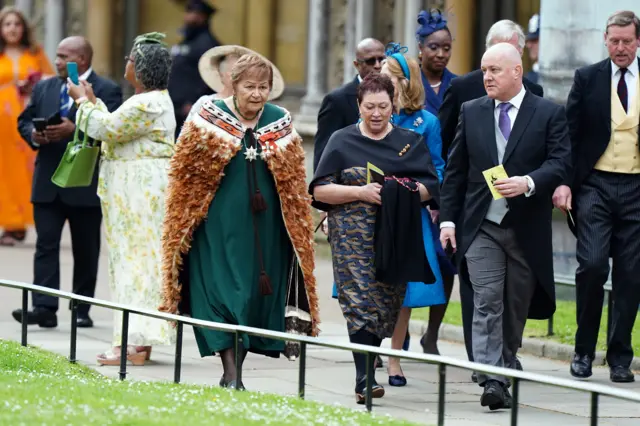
32, 197, 102, 316
575, 171, 640, 368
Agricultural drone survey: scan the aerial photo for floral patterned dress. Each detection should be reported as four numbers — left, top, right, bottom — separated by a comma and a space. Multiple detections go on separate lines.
76, 90, 176, 346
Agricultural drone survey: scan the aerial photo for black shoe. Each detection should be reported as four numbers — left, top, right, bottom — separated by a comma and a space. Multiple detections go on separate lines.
226, 380, 246, 390
77, 315, 93, 328
355, 377, 385, 404
514, 357, 523, 371
610, 366, 635, 383
480, 380, 505, 409
219, 376, 246, 390
570, 353, 593, 379
489, 386, 512, 410
402, 332, 410, 351
471, 371, 478, 383
388, 375, 407, 387
12, 307, 57, 328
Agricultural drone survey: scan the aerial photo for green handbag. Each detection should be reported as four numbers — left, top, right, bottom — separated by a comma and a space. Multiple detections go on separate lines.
51, 106, 100, 188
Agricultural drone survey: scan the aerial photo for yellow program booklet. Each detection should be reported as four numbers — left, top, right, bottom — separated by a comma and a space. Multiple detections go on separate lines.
367, 162, 384, 185
482, 164, 509, 200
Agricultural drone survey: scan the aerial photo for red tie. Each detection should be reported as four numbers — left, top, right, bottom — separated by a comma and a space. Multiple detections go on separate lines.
618, 68, 628, 113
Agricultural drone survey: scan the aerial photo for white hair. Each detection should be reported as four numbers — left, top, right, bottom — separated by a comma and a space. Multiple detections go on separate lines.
485, 19, 525, 53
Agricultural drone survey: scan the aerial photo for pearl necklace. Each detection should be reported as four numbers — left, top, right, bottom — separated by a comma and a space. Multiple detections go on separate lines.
359, 122, 392, 140
430, 81, 442, 88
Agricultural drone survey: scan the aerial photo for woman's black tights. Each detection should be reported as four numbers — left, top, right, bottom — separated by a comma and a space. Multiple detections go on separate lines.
219, 346, 248, 383
349, 329, 382, 390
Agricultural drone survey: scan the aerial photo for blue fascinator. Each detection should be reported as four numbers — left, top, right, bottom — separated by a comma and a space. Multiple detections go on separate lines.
416, 8, 450, 42
384, 42, 410, 80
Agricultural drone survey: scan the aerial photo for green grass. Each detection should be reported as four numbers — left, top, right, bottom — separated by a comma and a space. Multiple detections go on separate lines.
0, 340, 418, 426
413, 300, 639, 354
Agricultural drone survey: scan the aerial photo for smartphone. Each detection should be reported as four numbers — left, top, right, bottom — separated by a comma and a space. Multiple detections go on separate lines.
33, 118, 46, 132
67, 62, 79, 85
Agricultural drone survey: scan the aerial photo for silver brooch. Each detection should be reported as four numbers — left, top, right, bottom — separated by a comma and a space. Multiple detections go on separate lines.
413, 117, 423, 127
244, 146, 258, 162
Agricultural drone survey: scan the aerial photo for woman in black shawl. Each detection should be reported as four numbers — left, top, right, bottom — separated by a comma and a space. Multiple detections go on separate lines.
310, 74, 440, 404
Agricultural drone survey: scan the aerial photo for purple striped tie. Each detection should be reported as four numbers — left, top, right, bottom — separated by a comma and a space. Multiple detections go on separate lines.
498, 102, 513, 141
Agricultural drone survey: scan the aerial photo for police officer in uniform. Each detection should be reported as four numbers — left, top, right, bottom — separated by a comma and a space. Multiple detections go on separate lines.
168, 0, 221, 137
525, 14, 540, 84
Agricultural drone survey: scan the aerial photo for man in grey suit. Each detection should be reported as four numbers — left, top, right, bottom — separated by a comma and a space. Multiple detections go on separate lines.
439, 43, 571, 410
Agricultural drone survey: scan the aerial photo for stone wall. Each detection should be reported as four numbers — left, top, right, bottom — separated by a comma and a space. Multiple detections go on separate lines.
64, 0, 85, 36
374, 0, 396, 45
21, 0, 85, 44
327, 0, 348, 90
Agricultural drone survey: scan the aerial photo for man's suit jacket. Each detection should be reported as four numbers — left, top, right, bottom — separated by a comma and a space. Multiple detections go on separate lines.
439, 69, 544, 160
313, 76, 360, 171
440, 92, 571, 319
18, 73, 122, 207
565, 57, 640, 199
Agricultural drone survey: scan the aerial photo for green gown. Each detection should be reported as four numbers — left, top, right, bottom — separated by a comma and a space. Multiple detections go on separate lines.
188, 101, 292, 357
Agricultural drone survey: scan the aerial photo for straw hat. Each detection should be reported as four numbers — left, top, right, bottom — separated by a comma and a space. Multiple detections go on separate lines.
198, 45, 285, 100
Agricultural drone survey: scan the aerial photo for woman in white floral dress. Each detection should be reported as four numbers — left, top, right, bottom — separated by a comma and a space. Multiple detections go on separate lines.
67, 32, 176, 366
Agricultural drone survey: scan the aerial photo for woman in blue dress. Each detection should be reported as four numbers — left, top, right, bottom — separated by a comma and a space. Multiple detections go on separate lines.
380, 43, 447, 386
415, 8, 458, 356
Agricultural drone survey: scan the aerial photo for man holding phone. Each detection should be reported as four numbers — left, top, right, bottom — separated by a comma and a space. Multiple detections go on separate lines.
15, 36, 122, 329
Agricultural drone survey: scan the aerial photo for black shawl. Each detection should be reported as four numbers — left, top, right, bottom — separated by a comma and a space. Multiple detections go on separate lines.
309, 124, 441, 211
375, 178, 434, 285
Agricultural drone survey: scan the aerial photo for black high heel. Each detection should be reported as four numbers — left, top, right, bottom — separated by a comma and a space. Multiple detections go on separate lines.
219, 375, 246, 391
388, 374, 407, 387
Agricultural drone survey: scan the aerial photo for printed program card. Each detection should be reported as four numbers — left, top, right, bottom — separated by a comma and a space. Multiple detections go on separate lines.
482, 164, 509, 200
367, 162, 384, 185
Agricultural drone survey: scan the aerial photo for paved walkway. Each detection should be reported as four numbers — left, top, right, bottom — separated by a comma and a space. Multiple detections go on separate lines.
1, 227, 640, 425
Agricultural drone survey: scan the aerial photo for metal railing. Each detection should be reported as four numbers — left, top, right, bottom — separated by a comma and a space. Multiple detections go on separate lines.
2, 278, 640, 426
549, 274, 612, 338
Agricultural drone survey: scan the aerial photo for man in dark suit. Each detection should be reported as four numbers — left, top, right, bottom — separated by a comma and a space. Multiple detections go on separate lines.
439, 20, 543, 160
13, 36, 122, 329
312, 37, 385, 172
555, 10, 640, 383
437, 20, 544, 373
440, 43, 570, 409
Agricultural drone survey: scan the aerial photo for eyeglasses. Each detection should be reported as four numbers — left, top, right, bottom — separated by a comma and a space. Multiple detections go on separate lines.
357, 56, 386, 66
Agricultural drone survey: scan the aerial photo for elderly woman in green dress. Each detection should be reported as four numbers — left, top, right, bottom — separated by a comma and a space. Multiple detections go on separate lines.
160, 53, 319, 390
67, 33, 176, 366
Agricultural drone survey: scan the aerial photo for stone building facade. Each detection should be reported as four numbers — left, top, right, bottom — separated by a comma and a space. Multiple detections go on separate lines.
6, 0, 547, 130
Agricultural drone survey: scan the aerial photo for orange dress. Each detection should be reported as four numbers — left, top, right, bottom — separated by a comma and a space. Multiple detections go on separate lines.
0, 48, 54, 230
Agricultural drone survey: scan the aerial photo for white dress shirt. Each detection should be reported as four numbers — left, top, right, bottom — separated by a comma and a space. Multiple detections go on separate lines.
612, 58, 639, 114
440, 85, 535, 229
62, 67, 94, 111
